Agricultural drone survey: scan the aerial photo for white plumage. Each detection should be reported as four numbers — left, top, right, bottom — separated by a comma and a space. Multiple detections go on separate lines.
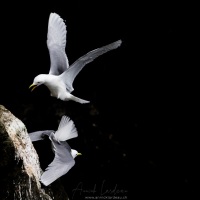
29, 12, 122, 104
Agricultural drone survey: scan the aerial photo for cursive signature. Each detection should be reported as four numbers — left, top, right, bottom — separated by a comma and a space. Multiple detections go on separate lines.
72, 180, 127, 199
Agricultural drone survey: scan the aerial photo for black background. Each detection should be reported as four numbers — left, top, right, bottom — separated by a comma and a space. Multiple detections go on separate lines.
1, 1, 129, 200
0, 1, 199, 199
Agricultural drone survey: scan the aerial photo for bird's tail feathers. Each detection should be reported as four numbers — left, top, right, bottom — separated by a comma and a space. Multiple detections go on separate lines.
57, 115, 70, 130
55, 116, 78, 141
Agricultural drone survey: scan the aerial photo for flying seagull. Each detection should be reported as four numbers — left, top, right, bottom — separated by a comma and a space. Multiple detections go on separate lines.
29, 12, 122, 103
29, 115, 81, 186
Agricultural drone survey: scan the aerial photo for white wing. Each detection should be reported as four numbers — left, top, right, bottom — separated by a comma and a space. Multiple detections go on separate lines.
40, 139, 75, 186
59, 40, 122, 92
54, 115, 78, 142
47, 13, 69, 75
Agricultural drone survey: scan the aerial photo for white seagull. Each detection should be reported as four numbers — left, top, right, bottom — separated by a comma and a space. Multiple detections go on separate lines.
29, 115, 81, 186
29, 12, 122, 103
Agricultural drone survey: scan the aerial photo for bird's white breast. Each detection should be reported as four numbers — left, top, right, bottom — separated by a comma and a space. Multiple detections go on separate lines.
45, 76, 66, 99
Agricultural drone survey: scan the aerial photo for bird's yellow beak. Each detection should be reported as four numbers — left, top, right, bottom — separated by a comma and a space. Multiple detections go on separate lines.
77, 153, 82, 156
29, 84, 37, 92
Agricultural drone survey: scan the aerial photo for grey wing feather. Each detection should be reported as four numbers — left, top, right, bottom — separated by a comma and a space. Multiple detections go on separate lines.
59, 141, 72, 152
48, 45, 69, 75
40, 159, 75, 186
28, 130, 54, 142
47, 13, 69, 75
40, 139, 75, 186
59, 40, 122, 92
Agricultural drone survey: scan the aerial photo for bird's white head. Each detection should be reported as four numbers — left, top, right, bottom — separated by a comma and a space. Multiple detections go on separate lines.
71, 149, 82, 159
29, 74, 47, 91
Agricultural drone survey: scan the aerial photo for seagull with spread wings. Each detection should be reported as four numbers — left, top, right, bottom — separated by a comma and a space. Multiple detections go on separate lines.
29, 115, 81, 186
29, 12, 122, 103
